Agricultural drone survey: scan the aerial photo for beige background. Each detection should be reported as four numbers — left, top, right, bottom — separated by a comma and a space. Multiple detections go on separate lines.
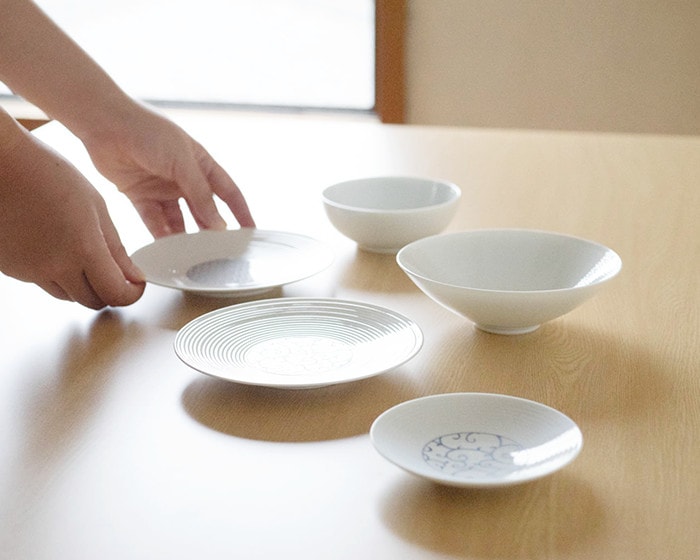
4, 1, 699, 136
404, 0, 700, 134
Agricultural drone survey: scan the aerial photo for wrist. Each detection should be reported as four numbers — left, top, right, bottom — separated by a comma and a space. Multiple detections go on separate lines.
61, 87, 140, 143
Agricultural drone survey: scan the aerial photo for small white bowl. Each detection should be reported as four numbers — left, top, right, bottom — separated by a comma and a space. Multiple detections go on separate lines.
322, 176, 461, 254
370, 393, 583, 488
397, 229, 622, 334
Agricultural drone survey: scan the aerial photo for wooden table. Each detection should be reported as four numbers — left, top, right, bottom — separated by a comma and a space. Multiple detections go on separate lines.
2, 110, 699, 559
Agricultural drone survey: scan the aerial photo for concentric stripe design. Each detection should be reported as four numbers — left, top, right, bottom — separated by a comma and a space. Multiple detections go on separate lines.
174, 298, 423, 388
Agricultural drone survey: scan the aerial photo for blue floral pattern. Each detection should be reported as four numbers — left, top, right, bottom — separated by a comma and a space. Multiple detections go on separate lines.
423, 432, 523, 478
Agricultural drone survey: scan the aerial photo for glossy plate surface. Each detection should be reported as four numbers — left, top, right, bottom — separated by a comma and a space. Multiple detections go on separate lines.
131, 229, 334, 296
174, 298, 424, 388
371, 393, 582, 487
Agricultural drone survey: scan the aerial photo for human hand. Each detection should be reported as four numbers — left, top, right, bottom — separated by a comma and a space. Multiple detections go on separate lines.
81, 102, 255, 238
0, 129, 145, 309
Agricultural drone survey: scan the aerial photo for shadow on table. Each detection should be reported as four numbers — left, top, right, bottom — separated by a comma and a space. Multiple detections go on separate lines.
424, 318, 672, 423
146, 287, 284, 331
379, 473, 605, 558
336, 247, 417, 294
10, 310, 143, 479
181, 371, 421, 442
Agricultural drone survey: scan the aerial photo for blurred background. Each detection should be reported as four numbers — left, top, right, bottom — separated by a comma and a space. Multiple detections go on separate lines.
1, 0, 375, 111
3, 1, 700, 135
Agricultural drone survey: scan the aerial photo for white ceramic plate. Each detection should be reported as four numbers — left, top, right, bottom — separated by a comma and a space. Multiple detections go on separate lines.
174, 298, 424, 389
131, 229, 334, 296
371, 393, 582, 487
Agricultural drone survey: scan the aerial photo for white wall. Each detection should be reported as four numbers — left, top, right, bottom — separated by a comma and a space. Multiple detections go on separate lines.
405, 0, 700, 134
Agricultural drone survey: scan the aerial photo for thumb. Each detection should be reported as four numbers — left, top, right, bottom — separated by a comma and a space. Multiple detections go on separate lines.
100, 210, 146, 285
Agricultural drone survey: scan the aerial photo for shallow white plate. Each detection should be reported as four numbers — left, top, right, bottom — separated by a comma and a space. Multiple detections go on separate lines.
371, 393, 582, 487
131, 229, 334, 296
174, 297, 424, 389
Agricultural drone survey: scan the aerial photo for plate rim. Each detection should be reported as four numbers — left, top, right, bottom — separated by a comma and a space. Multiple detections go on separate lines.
130, 228, 334, 295
174, 296, 424, 389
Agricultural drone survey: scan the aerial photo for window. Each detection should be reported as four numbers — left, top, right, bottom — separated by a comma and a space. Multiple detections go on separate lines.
3, 0, 376, 113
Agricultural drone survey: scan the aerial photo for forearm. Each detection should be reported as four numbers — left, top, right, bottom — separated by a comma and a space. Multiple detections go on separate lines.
0, 0, 135, 141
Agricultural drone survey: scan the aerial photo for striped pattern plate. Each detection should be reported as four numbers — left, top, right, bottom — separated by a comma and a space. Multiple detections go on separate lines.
174, 298, 423, 388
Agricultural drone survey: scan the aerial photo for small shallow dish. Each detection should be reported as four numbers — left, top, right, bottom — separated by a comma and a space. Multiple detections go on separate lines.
371, 393, 583, 488
322, 176, 461, 254
174, 297, 423, 389
397, 229, 622, 334
131, 228, 334, 297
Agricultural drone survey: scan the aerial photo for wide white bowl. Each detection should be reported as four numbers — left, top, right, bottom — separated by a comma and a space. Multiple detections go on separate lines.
397, 229, 622, 334
370, 393, 583, 488
322, 176, 461, 254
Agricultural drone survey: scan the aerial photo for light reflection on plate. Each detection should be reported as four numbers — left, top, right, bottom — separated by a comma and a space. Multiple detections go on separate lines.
174, 297, 424, 389
130, 228, 334, 296
370, 393, 583, 487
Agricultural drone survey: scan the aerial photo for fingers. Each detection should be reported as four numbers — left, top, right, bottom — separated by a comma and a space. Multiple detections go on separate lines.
133, 198, 187, 238
207, 161, 256, 228
40, 265, 143, 310
37, 270, 110, 310
50, 215, 145, 310
178, 145, 255, 231
184, 176, 228, 231
184, 174, 254, 231
101, 215, 146, 285
48, 256, 144, 310
104, 127, 254, 234
60, 272, 109, 310
39, 281, 72, 302
82, 215, 145, 307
